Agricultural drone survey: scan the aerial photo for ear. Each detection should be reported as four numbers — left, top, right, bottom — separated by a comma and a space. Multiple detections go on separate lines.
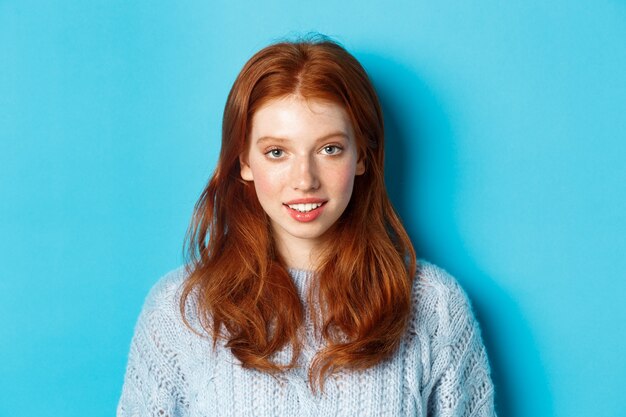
355, 156, 365, 176
239, 154, 254, 181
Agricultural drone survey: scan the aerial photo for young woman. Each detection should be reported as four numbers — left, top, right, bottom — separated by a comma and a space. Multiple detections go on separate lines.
118, 37, 496, 417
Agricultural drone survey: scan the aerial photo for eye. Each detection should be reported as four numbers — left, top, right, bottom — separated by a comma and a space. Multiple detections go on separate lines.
265, 148, 284, 159
321, 145, 343, 155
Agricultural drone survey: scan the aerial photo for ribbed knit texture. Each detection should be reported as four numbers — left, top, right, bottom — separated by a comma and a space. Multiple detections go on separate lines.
117, 261, 496, 416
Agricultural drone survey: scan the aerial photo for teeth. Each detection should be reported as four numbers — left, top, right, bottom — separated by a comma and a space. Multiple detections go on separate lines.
288, 202, 323, 212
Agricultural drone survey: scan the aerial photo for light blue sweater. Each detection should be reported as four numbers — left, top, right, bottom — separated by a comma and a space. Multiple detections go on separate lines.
118, 261, 496, 416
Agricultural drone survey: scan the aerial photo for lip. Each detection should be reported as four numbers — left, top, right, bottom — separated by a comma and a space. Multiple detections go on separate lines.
283, 199, 327, 222
284, 197, 327, 205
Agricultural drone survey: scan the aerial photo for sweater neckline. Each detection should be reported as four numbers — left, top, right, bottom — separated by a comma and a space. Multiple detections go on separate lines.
287, 268, 313, 298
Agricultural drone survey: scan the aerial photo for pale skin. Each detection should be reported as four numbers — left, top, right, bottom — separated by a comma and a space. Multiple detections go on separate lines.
240, 95, 365, 270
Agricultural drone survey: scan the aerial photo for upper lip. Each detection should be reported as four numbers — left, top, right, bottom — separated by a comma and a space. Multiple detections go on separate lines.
284, 198, 327, 205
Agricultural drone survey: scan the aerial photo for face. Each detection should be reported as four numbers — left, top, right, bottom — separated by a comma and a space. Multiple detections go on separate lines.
240, 95, 365, 259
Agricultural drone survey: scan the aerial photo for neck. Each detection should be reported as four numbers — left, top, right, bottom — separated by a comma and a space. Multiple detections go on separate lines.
274, 235, 320, 271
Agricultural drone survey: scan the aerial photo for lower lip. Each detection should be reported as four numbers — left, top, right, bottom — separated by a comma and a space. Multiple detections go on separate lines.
284, 203, 326, 222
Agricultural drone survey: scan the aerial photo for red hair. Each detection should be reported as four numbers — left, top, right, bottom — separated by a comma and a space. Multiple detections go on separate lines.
180, 36, 416, 391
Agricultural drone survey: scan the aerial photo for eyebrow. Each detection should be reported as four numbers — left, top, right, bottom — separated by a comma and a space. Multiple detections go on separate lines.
255, 132, 349, 146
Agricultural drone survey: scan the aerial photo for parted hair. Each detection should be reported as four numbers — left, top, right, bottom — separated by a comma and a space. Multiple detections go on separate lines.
180, 36, 416, 392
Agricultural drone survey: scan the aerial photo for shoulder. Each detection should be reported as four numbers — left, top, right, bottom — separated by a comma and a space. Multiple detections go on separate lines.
142, 265, 188, 311
409, 262, 496, 415
119, 267, 201, 414
413, 260, 470, 307
136, 265, 202, 335
410, 260, 478, 339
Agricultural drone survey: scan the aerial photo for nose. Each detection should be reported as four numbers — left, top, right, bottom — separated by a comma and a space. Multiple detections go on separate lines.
291, 155, 320, 191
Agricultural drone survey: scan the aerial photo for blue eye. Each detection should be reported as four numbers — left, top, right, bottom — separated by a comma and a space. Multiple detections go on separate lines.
266, 149, 284, 158
322, 145, 342, 155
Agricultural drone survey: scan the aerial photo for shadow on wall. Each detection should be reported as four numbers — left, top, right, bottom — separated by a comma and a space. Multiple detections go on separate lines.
358, 51, 553, 417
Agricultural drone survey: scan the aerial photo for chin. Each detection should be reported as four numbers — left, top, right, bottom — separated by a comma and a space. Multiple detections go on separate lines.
291, 229, 328, 240
281, 223, 332, 240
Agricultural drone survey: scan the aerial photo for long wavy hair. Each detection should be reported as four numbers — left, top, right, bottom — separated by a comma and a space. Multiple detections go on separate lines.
180, 36, 416, 392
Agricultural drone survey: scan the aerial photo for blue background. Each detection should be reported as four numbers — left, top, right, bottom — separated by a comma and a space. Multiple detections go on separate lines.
1, 1, 625, 416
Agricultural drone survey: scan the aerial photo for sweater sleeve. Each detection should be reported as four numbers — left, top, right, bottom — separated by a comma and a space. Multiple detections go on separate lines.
117, 270, 189, 417
418, 264, 496, 417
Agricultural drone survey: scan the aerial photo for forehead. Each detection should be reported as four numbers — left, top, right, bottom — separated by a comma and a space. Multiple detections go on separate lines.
249, 95, 353, 139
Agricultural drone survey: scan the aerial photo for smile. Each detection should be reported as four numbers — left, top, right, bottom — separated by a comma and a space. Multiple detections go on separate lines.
283, 201, 326, 222
287, 202, 323, 213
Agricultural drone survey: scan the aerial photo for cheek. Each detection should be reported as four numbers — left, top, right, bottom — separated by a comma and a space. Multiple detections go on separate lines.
250, 164, 284, 202
252, 173, 274, 199
328, 164, 357, 199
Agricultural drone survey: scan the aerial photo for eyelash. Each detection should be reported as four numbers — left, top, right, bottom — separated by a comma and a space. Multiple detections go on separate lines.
321, 145, 343, 155
265, 148, 284, 159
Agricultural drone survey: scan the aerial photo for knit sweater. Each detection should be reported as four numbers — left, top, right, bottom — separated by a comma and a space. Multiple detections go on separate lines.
117, 261, 496, 417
